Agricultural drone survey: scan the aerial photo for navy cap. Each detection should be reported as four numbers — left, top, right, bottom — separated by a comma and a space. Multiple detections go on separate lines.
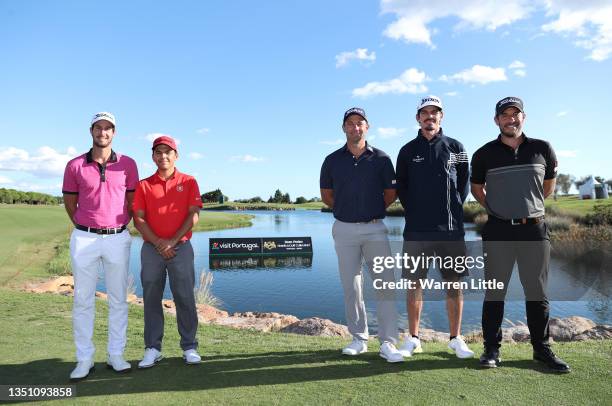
496, 97, 524, 116
343, 107, 368, 124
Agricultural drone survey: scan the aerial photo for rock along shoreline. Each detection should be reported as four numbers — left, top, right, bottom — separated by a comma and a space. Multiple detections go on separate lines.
26, 276, 612, 343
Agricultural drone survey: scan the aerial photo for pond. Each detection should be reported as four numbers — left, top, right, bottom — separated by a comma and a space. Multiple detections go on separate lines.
99, 210, 610, 333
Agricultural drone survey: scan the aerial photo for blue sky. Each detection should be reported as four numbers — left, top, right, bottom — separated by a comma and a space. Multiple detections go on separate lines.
1, 0, 610, 199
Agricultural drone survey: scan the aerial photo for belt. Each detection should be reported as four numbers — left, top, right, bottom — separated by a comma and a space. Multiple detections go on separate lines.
489, 216, 545, 226
355, 219, 380, 224
75, 224, 127, 234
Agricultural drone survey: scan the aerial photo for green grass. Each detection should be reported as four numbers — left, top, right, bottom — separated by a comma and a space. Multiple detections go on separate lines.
0, 205, 253, 284
0, 205, 72, 286
1, 203, 611, 404
127, 211, 254, 235
203, 201, 325, 210
545, 195, 611, 216
0, 289, 610, 405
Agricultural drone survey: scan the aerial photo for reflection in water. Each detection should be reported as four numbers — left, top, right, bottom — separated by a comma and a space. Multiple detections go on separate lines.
387, 225, 403, 236
115, 210, 610, 331
586, 293, 611, 323
210, 255, 313, 270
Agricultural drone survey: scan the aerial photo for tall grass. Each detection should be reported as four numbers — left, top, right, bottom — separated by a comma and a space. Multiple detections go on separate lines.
47, 237, 71, 276
194, 269, 222, 308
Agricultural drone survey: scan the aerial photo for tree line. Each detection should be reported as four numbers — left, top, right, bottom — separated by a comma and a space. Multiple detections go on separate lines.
201, 188, 320, 205
0, 188, 61, 205
555, 174, 612, 196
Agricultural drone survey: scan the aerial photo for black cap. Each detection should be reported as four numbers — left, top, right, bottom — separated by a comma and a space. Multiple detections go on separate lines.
343, 107, 368, 124
496, 97, 524, 116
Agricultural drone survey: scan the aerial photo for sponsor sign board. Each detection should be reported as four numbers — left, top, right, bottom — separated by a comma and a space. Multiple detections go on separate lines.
209, 237, 312, 256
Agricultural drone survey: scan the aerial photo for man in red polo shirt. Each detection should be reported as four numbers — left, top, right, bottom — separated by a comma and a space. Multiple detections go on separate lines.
132, 135, 203, 368
63, 112, 139, 381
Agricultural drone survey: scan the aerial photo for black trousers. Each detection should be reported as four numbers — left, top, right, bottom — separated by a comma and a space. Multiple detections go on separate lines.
481, 220, 551, 350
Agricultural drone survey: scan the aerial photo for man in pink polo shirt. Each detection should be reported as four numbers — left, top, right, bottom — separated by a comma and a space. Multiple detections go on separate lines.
62, 112, 139, 381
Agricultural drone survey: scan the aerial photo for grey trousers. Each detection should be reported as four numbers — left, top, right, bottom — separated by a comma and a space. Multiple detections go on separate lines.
332, 220, 398, 344
141, 241, 198, 351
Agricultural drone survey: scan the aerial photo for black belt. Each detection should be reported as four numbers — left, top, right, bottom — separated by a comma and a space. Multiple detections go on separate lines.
75, 224, 127, 234
489, 216, 545, 226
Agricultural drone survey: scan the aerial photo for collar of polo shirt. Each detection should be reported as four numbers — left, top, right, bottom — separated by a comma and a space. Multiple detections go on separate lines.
86, 149, 118, 163
342, 141, 374, 154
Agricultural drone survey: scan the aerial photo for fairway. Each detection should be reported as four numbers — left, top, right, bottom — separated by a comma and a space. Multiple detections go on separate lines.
0, 290, 610, 405
545, 195, 611, 216
0, 205, 252, 286
0, 205, 72, 286
1, 204, 611, 404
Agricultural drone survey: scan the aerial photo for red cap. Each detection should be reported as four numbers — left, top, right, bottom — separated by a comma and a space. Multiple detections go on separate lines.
152, 135, 177, 151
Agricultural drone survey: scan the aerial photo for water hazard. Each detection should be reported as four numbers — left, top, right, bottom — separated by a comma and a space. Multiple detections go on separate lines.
97, 210, 610, 332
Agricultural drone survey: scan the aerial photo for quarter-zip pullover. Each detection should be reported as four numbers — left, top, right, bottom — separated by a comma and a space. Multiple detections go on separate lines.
396, 129, 469, 238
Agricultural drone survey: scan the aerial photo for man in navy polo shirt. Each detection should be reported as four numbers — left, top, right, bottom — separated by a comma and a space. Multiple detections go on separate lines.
320, 107, 403, 363
395, 95, 474, 359
471, 97, 570, 372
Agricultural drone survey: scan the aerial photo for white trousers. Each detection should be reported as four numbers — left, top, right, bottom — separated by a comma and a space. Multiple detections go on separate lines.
70, 229, 132, 361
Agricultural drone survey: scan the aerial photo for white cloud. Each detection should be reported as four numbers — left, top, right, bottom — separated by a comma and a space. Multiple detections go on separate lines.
381, 0, 534, 47
320, 138, 345, 146
556, 111, 569, 117
352, 68, 429, 98
377, 127, 407, 139
508, 60, 526, 69
11, 182, 62, 192
508, 60, 527, 76
542, 1, 612, 61
413, 124, 422, 131
440, 65, 507, 84
380, 1, 612, 61
383, 16, 435, 48
445, 91, 459, 96
335, 48, 376, 68
0, 146, 77, 178
557, 150, 577, 158
188, 152, 204, 160
0, 175, 14, 184
145, 133, 181, 145
196, 128, 210, 134
229, 154, 265, 163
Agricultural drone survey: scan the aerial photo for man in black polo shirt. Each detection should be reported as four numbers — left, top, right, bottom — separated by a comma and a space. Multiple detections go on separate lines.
320, 107, 404, 363
471, 97, 570, 372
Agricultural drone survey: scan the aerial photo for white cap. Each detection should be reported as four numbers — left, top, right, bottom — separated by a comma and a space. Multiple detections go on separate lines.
91, 112, 116, 127
417, 95, 443, 112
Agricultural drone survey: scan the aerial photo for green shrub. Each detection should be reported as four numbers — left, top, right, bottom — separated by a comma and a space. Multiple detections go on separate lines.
581, 203, 612, 226
385, 203, 404, 217
47, 238, 71, 275
463, 202, 486, 222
